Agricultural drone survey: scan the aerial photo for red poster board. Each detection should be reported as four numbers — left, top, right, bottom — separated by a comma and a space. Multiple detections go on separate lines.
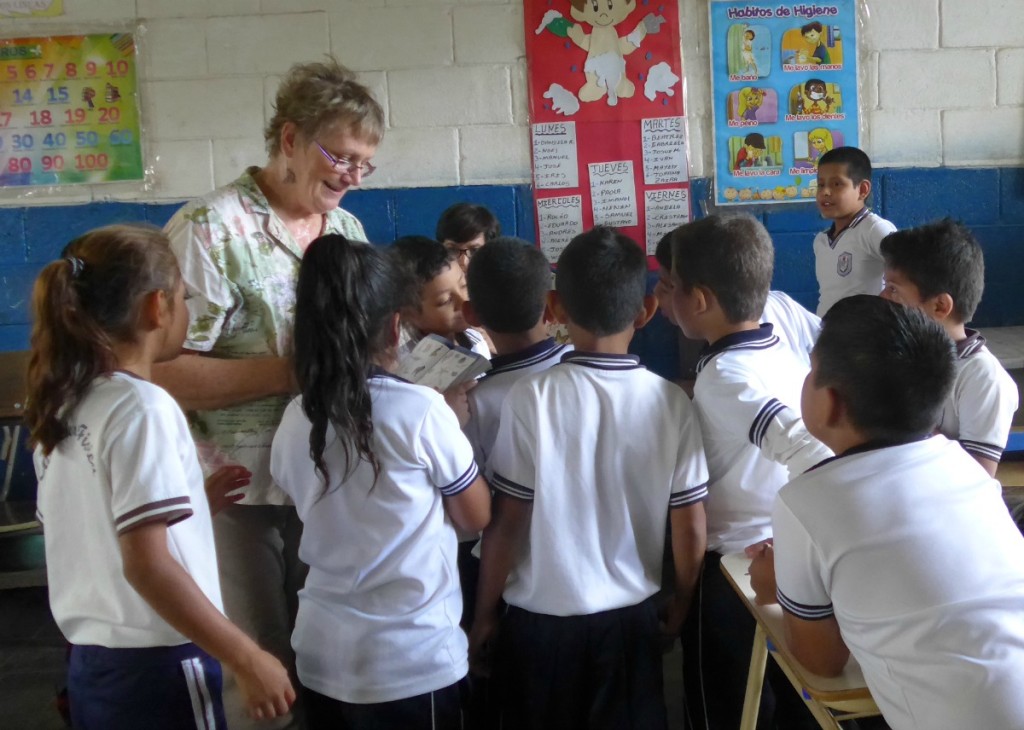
524, 0, 691, 262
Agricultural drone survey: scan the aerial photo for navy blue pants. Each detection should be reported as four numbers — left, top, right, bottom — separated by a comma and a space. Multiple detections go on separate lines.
303, 680, 465, 730
69, 643, 226, 729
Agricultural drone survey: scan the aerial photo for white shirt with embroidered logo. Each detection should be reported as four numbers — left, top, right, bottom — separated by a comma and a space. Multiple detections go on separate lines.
813, 208, 896, 316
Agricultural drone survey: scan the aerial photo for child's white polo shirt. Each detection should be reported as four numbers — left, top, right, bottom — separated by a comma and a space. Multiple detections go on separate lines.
774, 436, 1024, 730
271, 372, 476, 704
35, 373, 221, 648
761, 290, 821, 367
464, 337, 570, 471
939, 330, 1019, 462
489, 351, 709, 617
814, 208, 896, 315
693, 325, 832, 555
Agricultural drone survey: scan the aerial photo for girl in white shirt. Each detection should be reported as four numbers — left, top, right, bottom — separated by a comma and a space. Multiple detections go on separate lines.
271, 235, 490, 730
26, 224, 293, 729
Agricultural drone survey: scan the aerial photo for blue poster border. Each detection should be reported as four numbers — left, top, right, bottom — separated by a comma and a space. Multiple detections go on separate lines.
709, 0, 859, 205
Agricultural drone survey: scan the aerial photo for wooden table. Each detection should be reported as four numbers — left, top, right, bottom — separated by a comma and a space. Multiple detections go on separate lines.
720, 553, 881, 730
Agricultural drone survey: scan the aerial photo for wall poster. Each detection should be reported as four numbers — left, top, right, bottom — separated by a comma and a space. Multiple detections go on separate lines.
0, 33, 143, 188
524, 0, 691, 261
709, 0, 859, 206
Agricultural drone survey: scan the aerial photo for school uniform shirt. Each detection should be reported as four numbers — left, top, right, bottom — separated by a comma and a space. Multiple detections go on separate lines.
270, 372, 477, 704
773, 436, 1024, 730
938, 330, 1019, 463
165, 167, 368, 505
761, 290, 821, 367
694, 325, 832, 555
489, 351, 709, 617
813, 208, 896, 316
35, 373, 222, 648
464, 337, 571, 472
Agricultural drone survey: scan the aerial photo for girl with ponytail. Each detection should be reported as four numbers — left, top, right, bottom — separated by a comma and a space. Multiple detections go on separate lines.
270, 235, 490, 730
27, 224, 294, 729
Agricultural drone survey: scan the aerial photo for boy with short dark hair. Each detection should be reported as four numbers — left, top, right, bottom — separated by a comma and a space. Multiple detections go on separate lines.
669, 213, 831, 730
880, 219, 1018, 476
389, 235, 490, 362
813, 146, 896, 315
750, 295, 1024, 730
463, 236, 569, 470
470, 226, 709, 729
436, 202, 501, 270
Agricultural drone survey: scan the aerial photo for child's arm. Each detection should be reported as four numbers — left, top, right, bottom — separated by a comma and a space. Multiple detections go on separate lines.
119, 523, 295, 720
469, 493, 531, 675
443, 474, 491, 533
662, 501, 707, 635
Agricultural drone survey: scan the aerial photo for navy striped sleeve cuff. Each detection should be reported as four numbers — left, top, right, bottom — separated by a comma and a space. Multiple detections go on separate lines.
438, 462, 480, 497
959, 439, 1004, 462
778, 589, 835, 621
670, 482, 709, 508
749, 398, 788, 448
115, 497, 193, 535
491, 472, 535, 502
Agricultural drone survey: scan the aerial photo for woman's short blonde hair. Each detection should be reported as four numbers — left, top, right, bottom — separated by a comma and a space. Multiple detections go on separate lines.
265, 57, 385, 155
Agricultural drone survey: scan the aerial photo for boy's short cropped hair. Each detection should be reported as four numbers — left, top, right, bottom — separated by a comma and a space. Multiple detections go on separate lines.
435, 203, 501, 245
817, 146, 872, 185
670, 214, 772, 323
556, 226, 646, 337
880, 219, 985, 323
654, 231, 672, 271
389, 235, 455, 303
815, 295, 956, 441
466, 236, 550, 333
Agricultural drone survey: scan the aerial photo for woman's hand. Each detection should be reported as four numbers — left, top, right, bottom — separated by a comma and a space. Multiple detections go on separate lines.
205, 465, 251, 515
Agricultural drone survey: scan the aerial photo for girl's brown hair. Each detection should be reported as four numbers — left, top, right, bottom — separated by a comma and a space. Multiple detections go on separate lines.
26, 224, 180, 454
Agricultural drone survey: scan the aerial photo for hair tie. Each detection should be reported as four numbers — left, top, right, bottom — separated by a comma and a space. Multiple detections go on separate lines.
65, 256, 85, 278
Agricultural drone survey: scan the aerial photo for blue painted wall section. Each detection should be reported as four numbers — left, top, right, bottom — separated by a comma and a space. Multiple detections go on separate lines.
2, 169, 1023, 381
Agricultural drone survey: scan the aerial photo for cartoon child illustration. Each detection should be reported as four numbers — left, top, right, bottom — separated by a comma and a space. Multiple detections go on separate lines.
799, 21, 830, 64
565, 0, 662, 106
808, 127, 834, 166
741, 29, 760, 75
735, 132, 766, 169
738, 87, 765, 121
801, 78, 833, 115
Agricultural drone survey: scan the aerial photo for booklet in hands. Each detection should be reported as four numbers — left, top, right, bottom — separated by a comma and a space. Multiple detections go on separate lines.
396, 334, 491, 390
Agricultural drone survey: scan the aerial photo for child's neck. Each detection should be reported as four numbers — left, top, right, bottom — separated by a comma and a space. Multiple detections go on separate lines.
567, 323, 634, 355
111, 340, 156, 381
943, 321, 968, 343
830, 206, 866, 236
704, 319, 761, 347
487, 322, 550, 357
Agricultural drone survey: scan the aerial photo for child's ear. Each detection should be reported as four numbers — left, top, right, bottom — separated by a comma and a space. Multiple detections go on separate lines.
547, 290, 568, 324
928, 293, 956, 322
824, 386, 847, 429
692, 285, 713, 316
462, 300, 482, 328
139, 290, 165, 332
634, 294, 659, 330
385, 312, 401, 349
857, 178, 872, 202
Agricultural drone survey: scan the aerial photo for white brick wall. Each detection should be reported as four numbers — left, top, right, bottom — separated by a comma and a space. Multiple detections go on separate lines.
4, 0, 1024, 204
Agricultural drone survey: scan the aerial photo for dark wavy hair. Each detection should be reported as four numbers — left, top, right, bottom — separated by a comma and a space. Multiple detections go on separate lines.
293, 235, 411, 488
26, 224, 180, 454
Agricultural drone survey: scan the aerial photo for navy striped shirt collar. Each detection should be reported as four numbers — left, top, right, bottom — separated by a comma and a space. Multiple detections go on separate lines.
560, 350, 642, 370
486, 338, 565, 376
368, 365, 410, 384
696, 323, 778, 373
956, 328, 985, 360
826, 206, 871, 248
807, 434, 931, 472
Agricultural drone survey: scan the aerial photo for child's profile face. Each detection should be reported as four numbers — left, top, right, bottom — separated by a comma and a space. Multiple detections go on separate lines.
158, 279, 190, 363
669, 269, 702, 339
800, 354, 831, 443
442, 233, 486, 273
815, 162, 866, 221
653, 266, 678, 326
408, 262, 468, 340
881, 268, 930, 313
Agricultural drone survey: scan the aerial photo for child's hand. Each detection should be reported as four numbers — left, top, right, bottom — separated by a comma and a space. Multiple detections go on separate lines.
658, 595, 688, 644
746, 541, 778, 606
205, 465, 251, 516
233, 648, 295, 721
468, 612, 499, 678
443, 380, 477, 427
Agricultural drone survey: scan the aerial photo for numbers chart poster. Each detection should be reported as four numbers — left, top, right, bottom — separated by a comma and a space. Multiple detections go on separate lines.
525, 0, 692, 261
0, 33, 143, 188
709, 0, 859, 206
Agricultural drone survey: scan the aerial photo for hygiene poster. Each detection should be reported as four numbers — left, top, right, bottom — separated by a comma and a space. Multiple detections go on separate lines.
0, 33, 143, 188
524, 0, 691, 261
709, 0, 859, 206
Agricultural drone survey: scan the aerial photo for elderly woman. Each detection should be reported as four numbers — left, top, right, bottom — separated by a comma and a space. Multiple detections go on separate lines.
153, 58, 383, 730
